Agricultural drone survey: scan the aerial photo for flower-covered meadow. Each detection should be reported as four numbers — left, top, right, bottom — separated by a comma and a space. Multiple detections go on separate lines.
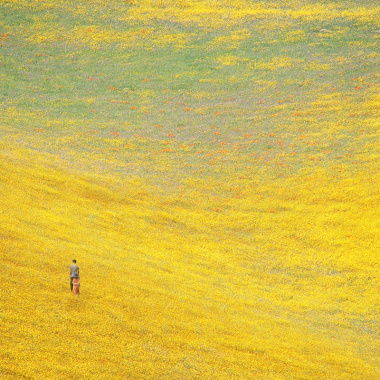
0, 0, 379, 379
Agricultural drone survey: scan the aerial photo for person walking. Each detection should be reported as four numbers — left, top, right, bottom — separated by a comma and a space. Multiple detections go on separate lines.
69, 260, 79, 291
72, 272, 80, 296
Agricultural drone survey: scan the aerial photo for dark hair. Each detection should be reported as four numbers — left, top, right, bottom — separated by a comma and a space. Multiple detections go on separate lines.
73, 260, 77, 263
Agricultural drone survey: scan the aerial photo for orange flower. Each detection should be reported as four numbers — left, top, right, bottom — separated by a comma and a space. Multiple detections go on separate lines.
161, 148, 175, 153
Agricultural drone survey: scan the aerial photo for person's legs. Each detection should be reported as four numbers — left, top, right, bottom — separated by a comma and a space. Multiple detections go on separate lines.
70, 277, 73, 291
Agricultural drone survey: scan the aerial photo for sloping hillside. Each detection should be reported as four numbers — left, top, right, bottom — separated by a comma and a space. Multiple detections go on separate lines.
1, 146, 379, 379
0, 0, 379, 378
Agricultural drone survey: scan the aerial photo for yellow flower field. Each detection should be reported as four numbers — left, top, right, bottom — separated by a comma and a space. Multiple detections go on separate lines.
0, 0, 379, 379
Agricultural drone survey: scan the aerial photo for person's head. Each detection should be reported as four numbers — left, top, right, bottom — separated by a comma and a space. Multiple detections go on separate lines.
73, 259, 76, 263
74, 272, 79, 278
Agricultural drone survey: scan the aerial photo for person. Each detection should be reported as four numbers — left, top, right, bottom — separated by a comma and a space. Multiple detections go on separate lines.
69, 260, 79, 291
72, 272, 80, 296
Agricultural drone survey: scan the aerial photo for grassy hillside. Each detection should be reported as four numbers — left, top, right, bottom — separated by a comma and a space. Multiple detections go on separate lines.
1, 0, 379, 379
